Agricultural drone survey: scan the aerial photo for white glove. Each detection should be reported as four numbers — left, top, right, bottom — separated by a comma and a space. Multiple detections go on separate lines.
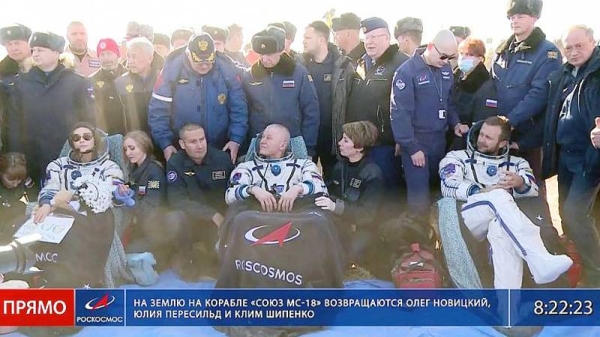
315, 196, 335, 212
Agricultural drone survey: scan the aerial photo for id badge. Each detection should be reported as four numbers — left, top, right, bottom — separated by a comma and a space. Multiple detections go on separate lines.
438, 109, 447, 120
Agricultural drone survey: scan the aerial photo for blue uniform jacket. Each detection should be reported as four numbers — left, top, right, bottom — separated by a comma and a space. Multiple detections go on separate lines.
7, 64, 94, 183
128, 157, 166, 218
542, 47, 600, 179
243, 53, 320, 156
149, 49, 248, 151
492, 27, 561, 149
390, 48, 459, 156
166, 148, 234, 221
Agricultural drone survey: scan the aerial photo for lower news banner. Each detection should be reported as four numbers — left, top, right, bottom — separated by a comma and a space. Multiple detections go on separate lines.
124, 289, 507, 326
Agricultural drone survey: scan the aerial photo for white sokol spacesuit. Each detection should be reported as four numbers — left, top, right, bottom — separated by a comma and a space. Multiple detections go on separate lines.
439, 125, 572, 288
226, 149, 327, 205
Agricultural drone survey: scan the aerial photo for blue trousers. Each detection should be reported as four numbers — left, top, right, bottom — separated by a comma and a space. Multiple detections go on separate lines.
400, 132, 446, 216
558, 150, 600, 285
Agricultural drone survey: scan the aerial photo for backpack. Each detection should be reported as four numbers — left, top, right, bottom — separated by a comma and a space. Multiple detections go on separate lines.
392, 242, 443, 288
381, 211, 447, 288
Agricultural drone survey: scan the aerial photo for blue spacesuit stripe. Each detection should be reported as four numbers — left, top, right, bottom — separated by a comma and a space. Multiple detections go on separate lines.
461, 200, 527, 256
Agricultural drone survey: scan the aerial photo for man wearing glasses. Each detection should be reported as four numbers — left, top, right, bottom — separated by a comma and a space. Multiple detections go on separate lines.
345, 17, 409, 221
390, 30, 469, 220
149, 33, 248, 163
492, 0, 561, 183
543, 25, 600, 287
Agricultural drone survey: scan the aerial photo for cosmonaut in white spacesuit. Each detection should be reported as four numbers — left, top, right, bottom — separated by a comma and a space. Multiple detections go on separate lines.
439, 116, 572, 288
226, 124, 327, 212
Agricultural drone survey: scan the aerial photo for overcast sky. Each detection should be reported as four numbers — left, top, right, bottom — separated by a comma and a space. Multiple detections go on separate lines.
0, 0, 594, 54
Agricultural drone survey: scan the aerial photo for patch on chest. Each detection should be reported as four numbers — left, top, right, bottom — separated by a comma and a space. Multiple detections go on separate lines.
212, 170, 226, 180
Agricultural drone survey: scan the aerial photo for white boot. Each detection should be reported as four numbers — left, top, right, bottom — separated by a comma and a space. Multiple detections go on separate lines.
486, 190, 573, 285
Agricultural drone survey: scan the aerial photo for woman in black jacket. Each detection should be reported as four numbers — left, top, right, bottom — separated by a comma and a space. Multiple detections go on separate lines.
315, 121, 383, 266
118, 131, 170, 269
448, 37, 497, 150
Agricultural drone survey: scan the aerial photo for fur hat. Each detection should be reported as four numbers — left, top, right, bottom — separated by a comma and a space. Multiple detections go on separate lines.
332, 13, 361, 32
394, 17, 423, 38
29, 31, 65, 53
252, 26, 285, 55
202, 25, 229, 42
507, 0, 543, 18
449, 26, 471, 39
153, 33, 170, 48
0, 23, 32, 46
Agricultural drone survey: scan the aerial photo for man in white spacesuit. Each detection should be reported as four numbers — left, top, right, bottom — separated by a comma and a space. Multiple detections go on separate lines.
226, 124, 327, 212
439, 116, 572, 288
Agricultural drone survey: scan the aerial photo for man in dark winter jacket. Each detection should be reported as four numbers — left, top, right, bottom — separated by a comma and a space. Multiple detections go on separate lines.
299, 21, 354, 181
0, 24, 32, 151
346, 17, 408, 199
331, 12, 365, 68
8, 31, 95, 184
543, 25, 600, 287
243, 25, 320, 157
115, 37, 161, 136
90, 38, 127, 134
492, 0, 561, 182
148, 33, 248, 163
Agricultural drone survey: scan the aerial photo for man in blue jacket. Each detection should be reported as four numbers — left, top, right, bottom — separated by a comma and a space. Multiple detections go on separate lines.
543, 25, 600, 287
148, 33, 248, 163
243, 25, 320, 157
391, 30, 468, 218
492, 0, 561, 182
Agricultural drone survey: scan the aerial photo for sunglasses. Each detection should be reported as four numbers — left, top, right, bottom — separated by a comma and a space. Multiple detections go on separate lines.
71, 133, 94, 142
433, 44, 456, 61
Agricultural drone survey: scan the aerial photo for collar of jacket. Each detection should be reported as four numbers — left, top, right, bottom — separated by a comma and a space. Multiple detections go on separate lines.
29, 63, 71, 86
251, 52, 296, 78
92, 63, 127, 80
563, 46, 600, 78
453, 62, 491, 94
347, 41, 365, 62
299, 43, 348, 67
0, 56, 19, 77
130, 155, 153, 182
182, 147, 215, 169
65, 45, 96, 58
369, 44, 400, 67
496, 27, 546, 54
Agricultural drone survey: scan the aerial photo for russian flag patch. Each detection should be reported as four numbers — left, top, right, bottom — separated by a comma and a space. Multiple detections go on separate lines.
486, 99, 498, 108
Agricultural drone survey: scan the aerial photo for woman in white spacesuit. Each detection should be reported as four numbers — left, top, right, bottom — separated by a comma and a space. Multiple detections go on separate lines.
31, 122, 123, 288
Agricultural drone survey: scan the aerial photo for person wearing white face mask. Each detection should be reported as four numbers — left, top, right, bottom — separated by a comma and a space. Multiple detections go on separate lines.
448, 38, 498, 150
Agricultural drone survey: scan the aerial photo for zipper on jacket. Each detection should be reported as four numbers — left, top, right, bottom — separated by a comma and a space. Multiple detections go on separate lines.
376, 105, 384, 134
200, 77, 208, 140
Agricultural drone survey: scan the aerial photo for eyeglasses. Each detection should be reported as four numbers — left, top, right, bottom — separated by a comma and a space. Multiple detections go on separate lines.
365, 34, 387, 42
434, 44, 456, 60
71, 133, 94, 142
